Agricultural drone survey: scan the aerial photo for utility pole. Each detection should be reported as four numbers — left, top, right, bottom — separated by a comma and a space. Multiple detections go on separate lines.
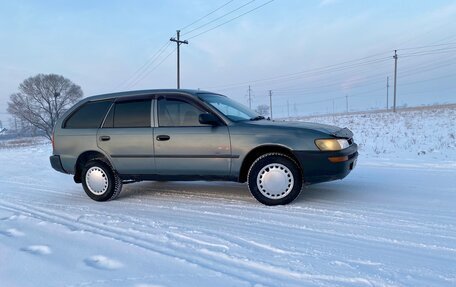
269, 90, 273, 120
386, 76, 389, 111
393, 50, 398, 112
345, 94, 348, 113
247, 85, 252, 109
287, 100, 290, 118
170, 30, 188, 89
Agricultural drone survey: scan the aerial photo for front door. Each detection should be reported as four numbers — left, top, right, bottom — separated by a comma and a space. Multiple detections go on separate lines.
97, 98, 155, 175
153, 96, 231, 177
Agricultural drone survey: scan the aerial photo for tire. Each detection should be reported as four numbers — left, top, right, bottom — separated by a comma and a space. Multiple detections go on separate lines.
81, 160, 123, 201
247, 153, 303, 206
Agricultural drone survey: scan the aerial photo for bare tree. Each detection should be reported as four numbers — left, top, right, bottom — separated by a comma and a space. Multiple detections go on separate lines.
7, 74, 83, 140
255, 104, 270, 117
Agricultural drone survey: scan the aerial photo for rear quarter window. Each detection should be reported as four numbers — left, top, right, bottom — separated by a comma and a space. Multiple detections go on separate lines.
64, 101, 112, 129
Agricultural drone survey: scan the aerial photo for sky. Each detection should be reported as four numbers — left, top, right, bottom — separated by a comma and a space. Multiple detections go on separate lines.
0, 0, 455, 126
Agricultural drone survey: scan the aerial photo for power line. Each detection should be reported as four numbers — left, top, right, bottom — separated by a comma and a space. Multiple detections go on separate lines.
125, 0, 272, 89
207, 43, 456, 92
186, 0, 275, 40
396, 85, 456, 97
119, 40, 172, 90
398, 53, 456, 73
127, 47, 177, 88
284, 52, 456, 92
182, 0, 257, 36
209, 43, 454, 93
207, 53, 391, 91
180, 0, 235, 31
398, 42, 456, 51
269, 56, 454, 108
261, 50, 456, 97
267, 57, 391, 86
271, 59, 455, 103
230, 51, 455, 118
123, 0, 236, 89
399, 56, 456, 78
398, 71, 456, 87
401, 48, 456, 58
273, 86, 386, 109
268, 61, 392, 92
395, 20, 451, 48
273, 77, 387, 96
119, 1, 237, 90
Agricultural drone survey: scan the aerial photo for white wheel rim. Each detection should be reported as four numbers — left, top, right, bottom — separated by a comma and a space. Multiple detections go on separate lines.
86, 167, 109, 195
257, 163, 294, 199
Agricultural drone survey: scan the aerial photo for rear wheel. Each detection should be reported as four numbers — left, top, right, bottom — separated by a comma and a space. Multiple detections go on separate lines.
81, 160, 122, 201
247, 153, 302, 205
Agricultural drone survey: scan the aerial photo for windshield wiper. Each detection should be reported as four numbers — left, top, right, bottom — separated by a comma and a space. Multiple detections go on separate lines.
250, 116, 265, 121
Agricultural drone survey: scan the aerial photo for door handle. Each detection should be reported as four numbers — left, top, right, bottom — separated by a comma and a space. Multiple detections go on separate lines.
99, 135, 111, 141
156, 135, 170, 141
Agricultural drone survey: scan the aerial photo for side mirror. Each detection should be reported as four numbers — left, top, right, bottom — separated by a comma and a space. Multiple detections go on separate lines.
199, 113, 220, 126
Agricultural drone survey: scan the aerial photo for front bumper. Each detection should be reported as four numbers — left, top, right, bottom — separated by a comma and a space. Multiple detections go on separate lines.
293, 143, 358, 184
49, 155, 67, 173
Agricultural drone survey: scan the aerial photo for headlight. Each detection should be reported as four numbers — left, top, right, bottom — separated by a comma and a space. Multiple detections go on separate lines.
315, 139, 349, 151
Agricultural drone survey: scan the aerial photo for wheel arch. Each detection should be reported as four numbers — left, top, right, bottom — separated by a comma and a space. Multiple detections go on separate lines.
73, 150, 113, 183
238, 144, 300, 183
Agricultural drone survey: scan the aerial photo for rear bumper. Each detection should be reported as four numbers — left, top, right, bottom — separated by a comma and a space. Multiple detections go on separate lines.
293, 143, 358, 184
50, 155, 67, 173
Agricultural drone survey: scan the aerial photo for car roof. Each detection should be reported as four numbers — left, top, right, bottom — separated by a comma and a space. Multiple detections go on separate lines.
85, 89, 221, 102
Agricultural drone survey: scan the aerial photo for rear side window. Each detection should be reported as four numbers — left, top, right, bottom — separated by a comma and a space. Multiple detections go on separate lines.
104, 99, 151, 128
64, 101, 112, 129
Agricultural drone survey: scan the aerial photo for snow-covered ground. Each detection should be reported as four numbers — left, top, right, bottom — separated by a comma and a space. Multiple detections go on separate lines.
294, 105, 456, 162
1, 107, 455, 287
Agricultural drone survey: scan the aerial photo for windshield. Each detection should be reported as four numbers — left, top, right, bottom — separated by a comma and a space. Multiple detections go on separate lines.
198, 93, 261, 122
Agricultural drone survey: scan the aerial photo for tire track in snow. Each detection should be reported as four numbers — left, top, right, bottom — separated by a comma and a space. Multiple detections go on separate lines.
3, 177, 455, 236
125, 183, 456, 234
0, 200, 388, 287
99, 197, 456, 255
2, 180, 456, 259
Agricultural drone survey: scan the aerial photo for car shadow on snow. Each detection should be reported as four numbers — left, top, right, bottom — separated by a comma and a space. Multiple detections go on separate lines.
117, 179, 360, 206
295, 181, 361, 204
119, 180, 254, 201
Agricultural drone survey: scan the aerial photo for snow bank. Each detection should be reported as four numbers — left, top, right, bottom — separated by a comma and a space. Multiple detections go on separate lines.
294, 106, 456, 161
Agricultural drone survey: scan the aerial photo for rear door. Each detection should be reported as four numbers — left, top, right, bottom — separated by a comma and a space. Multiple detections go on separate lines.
97, 97, 155, 175
153, 95, 231, 176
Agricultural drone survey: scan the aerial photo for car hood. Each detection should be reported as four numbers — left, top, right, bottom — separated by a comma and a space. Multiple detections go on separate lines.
243, 120, 353, 138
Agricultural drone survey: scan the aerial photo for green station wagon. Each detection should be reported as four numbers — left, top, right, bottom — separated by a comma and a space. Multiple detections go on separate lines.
50, 89, 358, 205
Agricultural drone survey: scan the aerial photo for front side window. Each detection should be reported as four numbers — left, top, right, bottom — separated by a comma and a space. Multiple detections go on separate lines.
158, 97, 208, 127
198, 93, 259, 122
103, 99, 151, 128
64, 100, 112, 129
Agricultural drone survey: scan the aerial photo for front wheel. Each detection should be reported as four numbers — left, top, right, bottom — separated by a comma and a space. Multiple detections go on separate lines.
81, 160, 123, 201
247, 153, 303, 205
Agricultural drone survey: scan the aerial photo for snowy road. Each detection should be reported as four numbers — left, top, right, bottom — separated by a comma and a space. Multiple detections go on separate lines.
0, 145, 455, 287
